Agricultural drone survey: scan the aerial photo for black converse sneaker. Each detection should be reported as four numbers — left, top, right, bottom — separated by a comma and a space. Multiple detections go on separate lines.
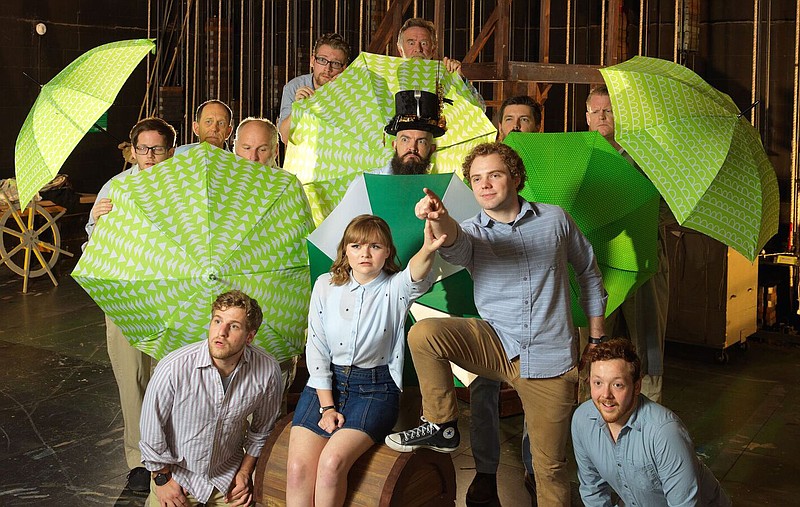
385, 417, 460, 453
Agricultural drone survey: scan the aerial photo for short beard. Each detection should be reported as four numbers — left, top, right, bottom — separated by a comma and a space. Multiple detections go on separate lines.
390, 153, 431, 175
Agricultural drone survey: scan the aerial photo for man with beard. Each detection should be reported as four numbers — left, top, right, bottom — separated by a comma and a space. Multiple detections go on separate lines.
278, 33, 351, 144
572, 338, 730, 506
140, 290, 282, 507
234, 117, 279, 168
372, 89, 446, 175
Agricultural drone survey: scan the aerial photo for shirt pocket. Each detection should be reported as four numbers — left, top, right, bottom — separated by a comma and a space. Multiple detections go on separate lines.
357, 382, 399, 403
627, 462, 662, 492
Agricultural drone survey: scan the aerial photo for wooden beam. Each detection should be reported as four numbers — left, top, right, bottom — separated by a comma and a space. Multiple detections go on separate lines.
605, 0, 622, 66
463, 61, 603, 84
494, 0, 510, 80
433, 1, 445, 59
463, 3, 501, 64
366, 0, 413, 55
539, 0, 551, 63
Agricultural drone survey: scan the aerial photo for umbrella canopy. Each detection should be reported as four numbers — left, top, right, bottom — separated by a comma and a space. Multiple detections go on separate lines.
504, 131, 660, 326
15, 39, 155, 209
72, 144, 314, 361
308, 173, 481, 318
284, 52, 496, 224
599, 55, 779, 260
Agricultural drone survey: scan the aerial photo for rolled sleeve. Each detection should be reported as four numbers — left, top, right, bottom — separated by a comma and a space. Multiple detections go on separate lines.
305, 277, 334, 390
139, 365, 178, 471
243, 360, 282, 457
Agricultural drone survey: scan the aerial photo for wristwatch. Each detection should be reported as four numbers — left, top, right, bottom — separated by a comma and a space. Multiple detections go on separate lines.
153, 471, 172, 486
319, 405, 335, 414
588, 335, 607, 345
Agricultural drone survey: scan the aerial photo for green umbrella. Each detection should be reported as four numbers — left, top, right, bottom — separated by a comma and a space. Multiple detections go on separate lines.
599, 55, 779, 260
72, 144, 314, 361
15, 39, 155, 209
284, 52, 496, 224
504, 131, 660, 326
307, 173, 480, 318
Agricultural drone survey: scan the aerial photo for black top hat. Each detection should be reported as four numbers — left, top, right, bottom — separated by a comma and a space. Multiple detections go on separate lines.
384, 90, 447, 138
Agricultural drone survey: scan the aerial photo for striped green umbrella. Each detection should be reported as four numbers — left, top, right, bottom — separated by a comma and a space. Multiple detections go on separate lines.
505, 131, 660, 326
72, 144, 314, 361
600, 56, 779, 260
15, 39, 155, 209
284, 53, 496, 224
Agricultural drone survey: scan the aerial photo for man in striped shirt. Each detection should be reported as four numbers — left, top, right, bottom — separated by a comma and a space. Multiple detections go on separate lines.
386, 142, 607, 506
140, 290, 282, 507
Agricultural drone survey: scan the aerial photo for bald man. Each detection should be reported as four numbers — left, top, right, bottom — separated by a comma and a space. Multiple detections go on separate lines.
234, 117, 279, 167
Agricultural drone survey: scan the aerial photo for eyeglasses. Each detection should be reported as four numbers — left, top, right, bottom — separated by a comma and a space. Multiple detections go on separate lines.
587, 108, 614, 117
134, 145, 168, 155
314, 55, 344, 71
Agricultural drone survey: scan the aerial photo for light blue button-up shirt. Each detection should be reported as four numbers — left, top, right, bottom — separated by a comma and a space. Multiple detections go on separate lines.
571, 394, 731, 507
439, 199, 607, 378
306, 266, 432, 391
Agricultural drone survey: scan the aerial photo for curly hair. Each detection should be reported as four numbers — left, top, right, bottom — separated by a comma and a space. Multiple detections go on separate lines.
212, 290, 263, 333
314, 33, 351, 64
462, 142, 527, 192
329, 215, 401, 285
584, 337, 642, 383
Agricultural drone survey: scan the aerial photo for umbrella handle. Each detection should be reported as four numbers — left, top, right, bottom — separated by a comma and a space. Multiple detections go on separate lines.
737, 100, 759, 119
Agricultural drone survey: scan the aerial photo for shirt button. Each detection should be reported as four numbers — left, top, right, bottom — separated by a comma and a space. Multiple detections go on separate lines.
523, 276, 528, 281
523, 324, 528, 328
523, 300, 529, 305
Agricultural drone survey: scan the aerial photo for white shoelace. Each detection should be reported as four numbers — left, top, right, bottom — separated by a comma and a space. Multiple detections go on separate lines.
400, 417, 439, 440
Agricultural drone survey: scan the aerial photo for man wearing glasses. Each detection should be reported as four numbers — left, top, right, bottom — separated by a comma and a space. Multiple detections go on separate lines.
277, 33, 350, 144
84, 117, 176, 493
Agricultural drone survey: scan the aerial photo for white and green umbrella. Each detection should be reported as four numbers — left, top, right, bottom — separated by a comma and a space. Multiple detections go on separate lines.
284, 52, 496, 224
308, 173, 480, 318
72, 144, 314, 360
15, 39, 155, 209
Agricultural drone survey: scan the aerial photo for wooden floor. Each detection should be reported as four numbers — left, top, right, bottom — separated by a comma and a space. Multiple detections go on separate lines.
1, 256, 798, 506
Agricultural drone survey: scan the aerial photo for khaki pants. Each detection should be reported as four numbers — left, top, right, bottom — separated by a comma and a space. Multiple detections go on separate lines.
148, 482, 254, 507
408, 318, 578, 507
106, 316, 152, 470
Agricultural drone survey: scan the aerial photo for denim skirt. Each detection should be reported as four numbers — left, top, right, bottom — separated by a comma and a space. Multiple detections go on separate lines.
292, 364, 400, 443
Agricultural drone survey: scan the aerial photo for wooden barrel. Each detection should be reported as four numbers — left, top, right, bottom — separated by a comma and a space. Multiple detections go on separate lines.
255, 414, 456, 506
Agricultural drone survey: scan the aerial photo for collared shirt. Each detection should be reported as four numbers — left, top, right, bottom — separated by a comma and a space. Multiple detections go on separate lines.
277, 73, 314, 127
571, 395, 731, 507
439, 199, 607, 378
140, 340, 282, 503
306, 266, 433, 391
84, 164, 141, 241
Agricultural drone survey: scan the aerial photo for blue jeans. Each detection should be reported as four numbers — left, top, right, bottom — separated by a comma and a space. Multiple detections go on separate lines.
292, 364, 400, 443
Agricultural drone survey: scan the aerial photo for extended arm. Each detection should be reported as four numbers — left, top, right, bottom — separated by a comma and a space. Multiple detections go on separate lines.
408, 220, 447, 282
414, 188, 459, 247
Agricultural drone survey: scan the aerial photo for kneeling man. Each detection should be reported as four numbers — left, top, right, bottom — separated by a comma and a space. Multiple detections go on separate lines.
573, 338, 731, 506
140, 290, 282, 507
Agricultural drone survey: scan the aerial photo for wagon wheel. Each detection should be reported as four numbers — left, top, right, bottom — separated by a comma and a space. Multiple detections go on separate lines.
0, 199, 74, 293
